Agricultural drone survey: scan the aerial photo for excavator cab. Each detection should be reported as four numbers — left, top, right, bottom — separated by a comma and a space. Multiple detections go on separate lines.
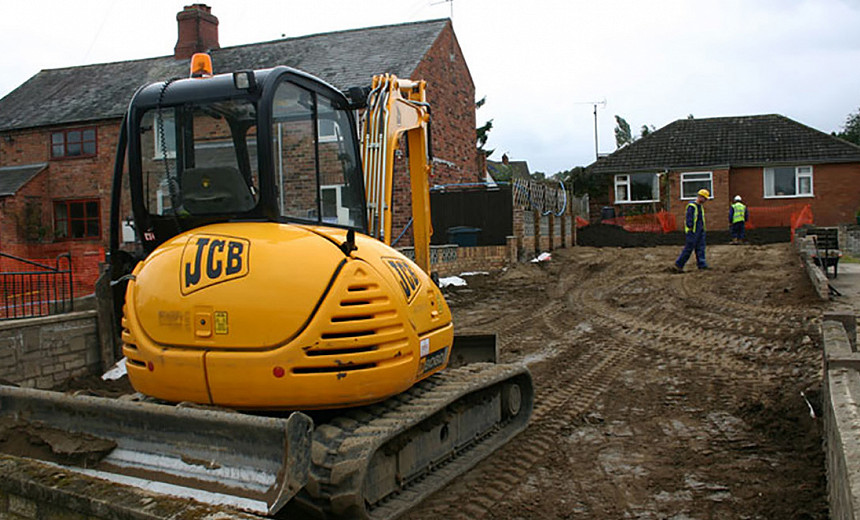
117, 67, 367, 258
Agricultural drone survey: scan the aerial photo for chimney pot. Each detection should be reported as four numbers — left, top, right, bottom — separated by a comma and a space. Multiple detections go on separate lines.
174, 4, 220, 60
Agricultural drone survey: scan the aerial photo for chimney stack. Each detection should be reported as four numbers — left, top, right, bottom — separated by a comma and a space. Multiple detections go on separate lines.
174, 4, 219, 60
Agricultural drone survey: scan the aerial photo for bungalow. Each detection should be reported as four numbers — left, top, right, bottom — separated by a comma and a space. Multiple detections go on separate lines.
0, 5, 480, 293
588, 114, 860, 229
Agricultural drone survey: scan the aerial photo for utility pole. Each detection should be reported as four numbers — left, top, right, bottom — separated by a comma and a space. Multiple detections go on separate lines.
576, 99, 606, 161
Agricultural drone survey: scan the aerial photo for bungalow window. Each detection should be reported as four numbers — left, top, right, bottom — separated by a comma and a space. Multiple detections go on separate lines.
153, 114, 176, 159
764, 166, 813, 198
614, 173, 659, 203
54, 199, 101, 240
680, 172, 713, 199
51, 128, 97, 159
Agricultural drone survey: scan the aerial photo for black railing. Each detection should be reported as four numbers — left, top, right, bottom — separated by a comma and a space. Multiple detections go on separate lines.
0, 252, 73, 320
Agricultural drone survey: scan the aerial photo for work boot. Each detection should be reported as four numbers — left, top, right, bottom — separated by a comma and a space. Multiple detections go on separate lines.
668, 264, 683, 273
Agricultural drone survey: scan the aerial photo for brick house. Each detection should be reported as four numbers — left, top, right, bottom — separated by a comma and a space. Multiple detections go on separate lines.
588, 114, 860, 229
0, 4, 480, 293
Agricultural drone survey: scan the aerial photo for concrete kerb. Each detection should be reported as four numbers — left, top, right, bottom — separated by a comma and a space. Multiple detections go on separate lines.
798, 236, 831, 300
822, 313, 860, 520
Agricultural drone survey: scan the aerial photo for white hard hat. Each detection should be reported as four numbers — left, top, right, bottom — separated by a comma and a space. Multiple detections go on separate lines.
734, 195, 742, 202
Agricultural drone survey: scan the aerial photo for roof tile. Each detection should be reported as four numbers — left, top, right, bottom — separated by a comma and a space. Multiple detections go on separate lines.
589, 114, 860, 173
0, 19, 448, 132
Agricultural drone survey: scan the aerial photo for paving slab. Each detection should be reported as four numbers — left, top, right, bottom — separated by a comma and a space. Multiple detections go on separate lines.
827, 262, 860, 314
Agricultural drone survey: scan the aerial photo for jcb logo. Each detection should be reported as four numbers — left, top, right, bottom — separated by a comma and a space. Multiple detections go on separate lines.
384, 257, 420, 302
181, 234, 250, 295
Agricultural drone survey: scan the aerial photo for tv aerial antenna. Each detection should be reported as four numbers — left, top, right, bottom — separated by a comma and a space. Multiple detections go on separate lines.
430, 0, 454, 19
575, 98, 607, 160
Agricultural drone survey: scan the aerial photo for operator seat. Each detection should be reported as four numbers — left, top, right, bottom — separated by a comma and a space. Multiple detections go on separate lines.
181, 166, 255, 214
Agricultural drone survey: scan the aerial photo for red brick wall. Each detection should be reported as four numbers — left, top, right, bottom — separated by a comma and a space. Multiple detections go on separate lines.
730, 163, 860, 226
0, 21, 480, 278
392, 21, 479, 246
0, 123, 115, 295
665, 168, 730, 231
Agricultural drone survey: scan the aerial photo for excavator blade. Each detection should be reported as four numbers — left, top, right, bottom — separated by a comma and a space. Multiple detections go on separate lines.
0, 385, 312, 515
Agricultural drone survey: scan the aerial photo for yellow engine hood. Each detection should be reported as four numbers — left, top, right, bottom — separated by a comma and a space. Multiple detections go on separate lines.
131, 222, 346, 349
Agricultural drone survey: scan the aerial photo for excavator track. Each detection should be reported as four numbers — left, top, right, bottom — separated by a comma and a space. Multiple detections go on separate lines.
286, 362, 534, 519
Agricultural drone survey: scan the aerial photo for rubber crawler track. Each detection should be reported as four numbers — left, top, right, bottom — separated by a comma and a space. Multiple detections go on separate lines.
284, 363, 533, 520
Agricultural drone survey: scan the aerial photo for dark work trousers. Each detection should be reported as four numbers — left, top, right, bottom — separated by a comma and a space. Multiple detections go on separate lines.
730, 221, 746, 240
675, 230, 707, 269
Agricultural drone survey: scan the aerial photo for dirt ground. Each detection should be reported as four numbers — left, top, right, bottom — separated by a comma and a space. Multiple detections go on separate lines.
1, 242, 828, 519
405, 242, 828, 520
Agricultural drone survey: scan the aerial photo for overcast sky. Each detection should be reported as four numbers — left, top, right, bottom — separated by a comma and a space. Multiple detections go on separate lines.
2, 0, 860, 174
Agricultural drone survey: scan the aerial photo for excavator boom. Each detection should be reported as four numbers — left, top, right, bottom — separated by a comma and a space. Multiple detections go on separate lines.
361, 74, 433, 273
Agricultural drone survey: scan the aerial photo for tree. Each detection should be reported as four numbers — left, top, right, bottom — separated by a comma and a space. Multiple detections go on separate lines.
833, 107, 860, 146
614, 115, 633, 148
615, 116, 655, 148
476, 96, 495, 157
553, 166, 604, 198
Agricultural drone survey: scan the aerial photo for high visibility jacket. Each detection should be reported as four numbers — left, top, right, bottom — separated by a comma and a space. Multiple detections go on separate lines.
684, 202, 705, 234
730, 202, 747, 224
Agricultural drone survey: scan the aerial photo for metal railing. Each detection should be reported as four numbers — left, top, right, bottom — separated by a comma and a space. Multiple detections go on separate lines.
0, 252, 73, 320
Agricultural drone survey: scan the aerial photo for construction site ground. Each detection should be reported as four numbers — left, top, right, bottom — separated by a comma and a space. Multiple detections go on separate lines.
406, 242, 828, 520
2, 242, 832, 519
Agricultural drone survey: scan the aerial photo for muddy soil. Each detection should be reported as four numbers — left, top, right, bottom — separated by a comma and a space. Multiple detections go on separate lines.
406, 242, 827, 519
1, 242, 827, 519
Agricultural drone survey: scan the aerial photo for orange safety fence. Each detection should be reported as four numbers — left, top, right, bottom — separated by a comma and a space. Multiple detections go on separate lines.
575, 216, 590, 228
602, 210, 678, 233
746, 203, 808, 229
594, 204, 813, 238
0, 248, 103, 298
789, 204, 814, 242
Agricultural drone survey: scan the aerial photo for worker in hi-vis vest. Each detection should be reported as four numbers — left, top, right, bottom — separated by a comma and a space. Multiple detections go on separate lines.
728, 195, 749, 244
672, 189, 710, 272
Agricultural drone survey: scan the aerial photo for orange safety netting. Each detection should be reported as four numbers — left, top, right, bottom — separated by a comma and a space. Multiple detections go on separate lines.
789, 205, 814, 242
746, 203, 807, 229
602, 210, 677, 233
0, 249, 103, 298
575, 216, 590, 228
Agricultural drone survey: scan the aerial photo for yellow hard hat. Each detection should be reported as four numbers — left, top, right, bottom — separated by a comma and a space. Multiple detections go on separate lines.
697, 189, 710, 198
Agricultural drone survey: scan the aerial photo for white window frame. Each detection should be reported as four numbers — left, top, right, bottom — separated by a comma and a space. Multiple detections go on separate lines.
680, 171, 713, 200
320, 184, 351, 225
318, 119, 340, 143
614, 173, 660, 203
153, 113, 176, 160
763, 165, 813, 199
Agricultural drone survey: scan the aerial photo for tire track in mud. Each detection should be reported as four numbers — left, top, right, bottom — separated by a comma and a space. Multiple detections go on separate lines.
407, 294, 648, 519
575, 283, 815, 389
570, 270, 822, 407
407, 332, 638, 519
590, 273, 819, 366
410, 245, 822, 519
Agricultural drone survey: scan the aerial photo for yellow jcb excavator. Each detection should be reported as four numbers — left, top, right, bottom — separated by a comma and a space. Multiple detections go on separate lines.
0, 54, 533, 519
